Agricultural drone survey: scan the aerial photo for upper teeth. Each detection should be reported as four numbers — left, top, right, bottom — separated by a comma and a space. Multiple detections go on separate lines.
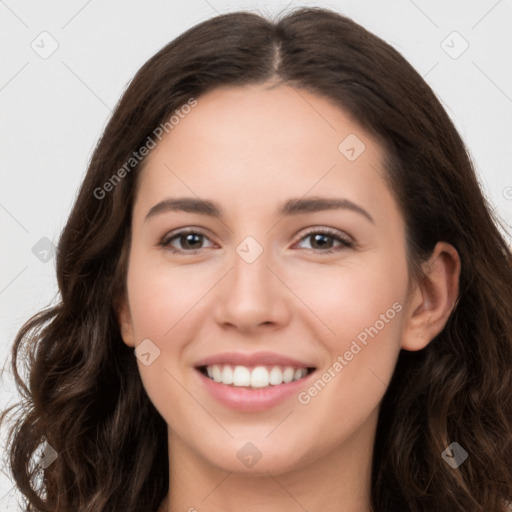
205, 365, 308, 388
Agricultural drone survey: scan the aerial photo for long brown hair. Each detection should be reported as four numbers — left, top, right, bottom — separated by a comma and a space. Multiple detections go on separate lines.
2, 7, 511, 511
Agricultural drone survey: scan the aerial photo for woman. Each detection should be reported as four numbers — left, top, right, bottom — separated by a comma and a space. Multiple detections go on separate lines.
2, 7, 511, 512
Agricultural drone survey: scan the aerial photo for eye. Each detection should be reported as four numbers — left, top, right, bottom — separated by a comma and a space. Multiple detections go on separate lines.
294, 227, 354, 254
160, 227, 354, 254
160, 228, 215, 253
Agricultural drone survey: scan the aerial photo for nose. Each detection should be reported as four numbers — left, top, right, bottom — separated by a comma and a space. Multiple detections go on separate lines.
212, 241, 291, 333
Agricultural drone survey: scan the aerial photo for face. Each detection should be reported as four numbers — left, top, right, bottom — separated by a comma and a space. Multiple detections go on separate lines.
118, 83, 415, 475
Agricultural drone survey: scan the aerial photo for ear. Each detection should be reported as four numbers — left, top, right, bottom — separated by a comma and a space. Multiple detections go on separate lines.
116, 297, 136, 348
401, 241, 461, 351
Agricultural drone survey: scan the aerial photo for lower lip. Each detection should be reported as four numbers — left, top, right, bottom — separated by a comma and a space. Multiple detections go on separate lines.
196, 369, 315, 412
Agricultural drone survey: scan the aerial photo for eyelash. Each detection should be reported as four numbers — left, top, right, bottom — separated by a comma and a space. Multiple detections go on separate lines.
159, 227, 354, 255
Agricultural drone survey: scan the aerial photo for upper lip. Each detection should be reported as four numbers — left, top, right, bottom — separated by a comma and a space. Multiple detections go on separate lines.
194, 351, 316, 369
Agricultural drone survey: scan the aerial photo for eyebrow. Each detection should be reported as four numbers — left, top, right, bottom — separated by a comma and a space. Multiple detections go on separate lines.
144, 196, 374, 224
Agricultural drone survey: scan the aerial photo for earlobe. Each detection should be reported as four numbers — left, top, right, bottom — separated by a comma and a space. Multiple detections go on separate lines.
401, 241, 461, 351
116, 299, 135, 348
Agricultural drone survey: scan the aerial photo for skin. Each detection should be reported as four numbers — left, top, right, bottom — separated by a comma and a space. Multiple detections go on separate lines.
117, 83, 460, 512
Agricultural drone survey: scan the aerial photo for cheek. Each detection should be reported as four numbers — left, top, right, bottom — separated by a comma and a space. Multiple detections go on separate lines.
290, 276, 405, 453
288, 254, 407, 409
124, 252, 225, 409
124, 258, 202, 422
125, 253, 210, 341
285, 254, 407, 349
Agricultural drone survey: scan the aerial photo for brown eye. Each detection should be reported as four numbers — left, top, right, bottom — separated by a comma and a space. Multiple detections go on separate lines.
161, 229, 215, 253
160, 227, 353, 255
295, 228, 353, 254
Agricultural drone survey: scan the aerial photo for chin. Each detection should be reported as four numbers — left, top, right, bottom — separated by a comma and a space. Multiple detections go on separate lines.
193, 434, 317, 476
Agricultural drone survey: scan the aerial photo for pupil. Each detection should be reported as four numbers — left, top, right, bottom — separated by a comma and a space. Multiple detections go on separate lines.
312, 234, 332, 249
183, 233, 201, 249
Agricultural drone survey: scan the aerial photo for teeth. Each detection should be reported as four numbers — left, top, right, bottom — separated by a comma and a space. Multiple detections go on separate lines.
269, 366, 283, 385
233, 366, 251, 386
283, 367, 294, 383
212, 365, 222, 383
250, 366, 269, 388
203, 364, 309, 388
221, 365, 234, 385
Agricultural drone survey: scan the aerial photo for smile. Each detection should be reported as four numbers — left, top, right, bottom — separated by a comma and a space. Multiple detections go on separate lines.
198, 364, 315, 389
193, 352, 318, 412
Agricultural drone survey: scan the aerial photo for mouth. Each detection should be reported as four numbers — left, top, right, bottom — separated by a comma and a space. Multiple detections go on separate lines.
194, 355, 318, 412
193, 351, 318, 411
197, 364, 316, 389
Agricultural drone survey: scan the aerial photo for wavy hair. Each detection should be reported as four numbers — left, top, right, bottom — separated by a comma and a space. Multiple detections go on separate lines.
1, 7, 511, 512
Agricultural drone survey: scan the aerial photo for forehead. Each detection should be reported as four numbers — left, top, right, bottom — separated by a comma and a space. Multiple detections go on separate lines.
148, 83, 373, 164
133, 83, 398, 225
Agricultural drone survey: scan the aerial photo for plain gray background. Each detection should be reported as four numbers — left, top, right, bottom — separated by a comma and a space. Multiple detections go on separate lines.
1, 0, 511, 508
